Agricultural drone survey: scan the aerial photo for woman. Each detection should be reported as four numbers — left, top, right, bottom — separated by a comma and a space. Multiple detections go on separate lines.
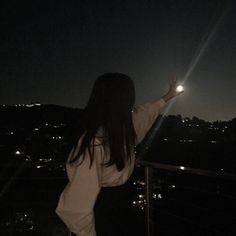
55, 73, 183, 236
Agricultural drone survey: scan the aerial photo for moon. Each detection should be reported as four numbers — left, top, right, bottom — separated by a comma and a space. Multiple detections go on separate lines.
176, 85, 184, 93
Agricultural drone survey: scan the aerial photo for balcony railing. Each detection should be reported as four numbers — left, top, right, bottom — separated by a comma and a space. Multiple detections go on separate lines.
137, 160, 236, 236
1, 158, 236, 235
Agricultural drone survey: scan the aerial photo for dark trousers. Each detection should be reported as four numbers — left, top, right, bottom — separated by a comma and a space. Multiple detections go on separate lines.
94, 171, 145, 236
71, 170, 145, 236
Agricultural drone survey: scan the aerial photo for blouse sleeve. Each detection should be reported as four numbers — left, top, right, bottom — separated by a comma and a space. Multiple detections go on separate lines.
132, 98, 166, 144
55, 140, 103, 236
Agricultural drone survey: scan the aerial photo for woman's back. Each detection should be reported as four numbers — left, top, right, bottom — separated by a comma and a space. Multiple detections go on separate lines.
55, 74, 182, 236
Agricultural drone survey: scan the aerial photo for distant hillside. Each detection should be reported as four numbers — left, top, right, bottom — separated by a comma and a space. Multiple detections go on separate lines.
0, 104, 83, 127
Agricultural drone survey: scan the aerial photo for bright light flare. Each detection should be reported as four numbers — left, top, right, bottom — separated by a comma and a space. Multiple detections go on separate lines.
176, 85, 184, 93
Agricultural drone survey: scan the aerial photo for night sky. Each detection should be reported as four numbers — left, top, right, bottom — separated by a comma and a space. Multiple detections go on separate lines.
1, 0, 236, 122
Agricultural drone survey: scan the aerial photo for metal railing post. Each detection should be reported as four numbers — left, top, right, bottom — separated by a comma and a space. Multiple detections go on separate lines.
145, 166, 153, 236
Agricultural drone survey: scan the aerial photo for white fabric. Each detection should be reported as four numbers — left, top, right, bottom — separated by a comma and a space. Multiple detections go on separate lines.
55, 98, 166, 236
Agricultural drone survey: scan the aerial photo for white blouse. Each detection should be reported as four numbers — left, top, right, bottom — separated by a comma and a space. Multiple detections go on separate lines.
55, 98, 166, 236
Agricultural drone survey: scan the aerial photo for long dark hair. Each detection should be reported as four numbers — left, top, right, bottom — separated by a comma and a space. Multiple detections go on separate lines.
67, 73, 137, 171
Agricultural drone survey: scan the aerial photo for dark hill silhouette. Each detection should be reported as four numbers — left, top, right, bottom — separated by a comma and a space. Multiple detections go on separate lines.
0, 104, 83, 127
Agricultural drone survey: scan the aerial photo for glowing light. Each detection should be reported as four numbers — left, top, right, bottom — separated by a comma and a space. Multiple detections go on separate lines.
15, 150, 21, 155
137, 180, 146, 185
180, 166, 185, 170
176, 85, 184, 93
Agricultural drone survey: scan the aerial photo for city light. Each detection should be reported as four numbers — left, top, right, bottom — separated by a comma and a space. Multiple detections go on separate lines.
15, 150, 23, 156
25, 103, 41, 107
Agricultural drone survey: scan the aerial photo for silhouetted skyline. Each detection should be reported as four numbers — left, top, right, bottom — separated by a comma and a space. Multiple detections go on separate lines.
1, 0, 236, 121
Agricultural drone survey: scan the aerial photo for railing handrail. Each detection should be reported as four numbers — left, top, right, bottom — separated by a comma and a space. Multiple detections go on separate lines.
137, 160, 236, 181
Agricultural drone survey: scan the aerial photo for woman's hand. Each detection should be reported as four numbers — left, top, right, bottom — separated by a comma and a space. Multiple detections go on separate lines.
162, 78, 184, 103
